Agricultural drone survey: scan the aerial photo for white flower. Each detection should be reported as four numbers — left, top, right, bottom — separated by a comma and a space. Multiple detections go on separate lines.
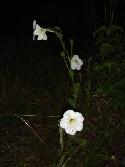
71, 55, 83, 70
33, 24, 47, 40
60, 110, 84, 135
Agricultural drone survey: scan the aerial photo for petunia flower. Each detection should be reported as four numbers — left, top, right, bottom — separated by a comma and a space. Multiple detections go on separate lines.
60, 110, 84, 135
33, 24, 47, 40
71, 55, 83, 70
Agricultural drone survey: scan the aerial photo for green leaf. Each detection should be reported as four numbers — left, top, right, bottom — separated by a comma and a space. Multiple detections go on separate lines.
100, 43, 115, 56
69, 70, 74, 79
72, 83, 80, 94
60, 51, 65, 58
68, 98, 76, 108
93, 61, 114, 71
93, 25, 106, 38
72, 93, 78, 99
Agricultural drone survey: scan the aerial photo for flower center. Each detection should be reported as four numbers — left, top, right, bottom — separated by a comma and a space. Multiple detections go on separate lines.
69, 118, 75, 124
74, 60, 78, 64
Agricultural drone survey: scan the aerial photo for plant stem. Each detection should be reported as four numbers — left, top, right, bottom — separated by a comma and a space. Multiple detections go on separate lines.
59, 126, 64, 152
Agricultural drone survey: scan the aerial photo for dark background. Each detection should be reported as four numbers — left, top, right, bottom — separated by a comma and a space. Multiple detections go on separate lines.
0, 0, 125, 72
1, 0, 125, 39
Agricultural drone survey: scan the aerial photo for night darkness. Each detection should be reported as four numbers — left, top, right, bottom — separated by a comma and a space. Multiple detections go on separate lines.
1, 1, 125, 53
1, 1, 125, 42
0, 1, 125, 167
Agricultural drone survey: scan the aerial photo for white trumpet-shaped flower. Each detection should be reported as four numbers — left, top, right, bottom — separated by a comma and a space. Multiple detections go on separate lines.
33, 24, 47, 40
71, 55, 83, 70
60, 110, 84, 135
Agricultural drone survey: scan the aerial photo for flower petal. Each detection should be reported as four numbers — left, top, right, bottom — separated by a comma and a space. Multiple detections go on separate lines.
78, 59, 83, 66
73, 55, 79, 60
33, 20, 36, 30
34, 24, 42, 36
71, 61, 77, 70
75, 112, 84, 122
75, 122, 83, 131
63, 110, 75, 118
75, 65, 81, 70
60, 118, 67, 129
42, 33, 47, 40
65, 127, 76, 135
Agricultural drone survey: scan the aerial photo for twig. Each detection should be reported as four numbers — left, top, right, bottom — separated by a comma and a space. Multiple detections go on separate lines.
15, 114, 46, 145
0, 114, 60, 117
1, 138, 24, 153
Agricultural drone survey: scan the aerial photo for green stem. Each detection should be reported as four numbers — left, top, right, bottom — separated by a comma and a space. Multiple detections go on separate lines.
59, 126, 64, 152
59, 36, 71, 64
55, 31, 75, 86
63, 55, 70, 73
